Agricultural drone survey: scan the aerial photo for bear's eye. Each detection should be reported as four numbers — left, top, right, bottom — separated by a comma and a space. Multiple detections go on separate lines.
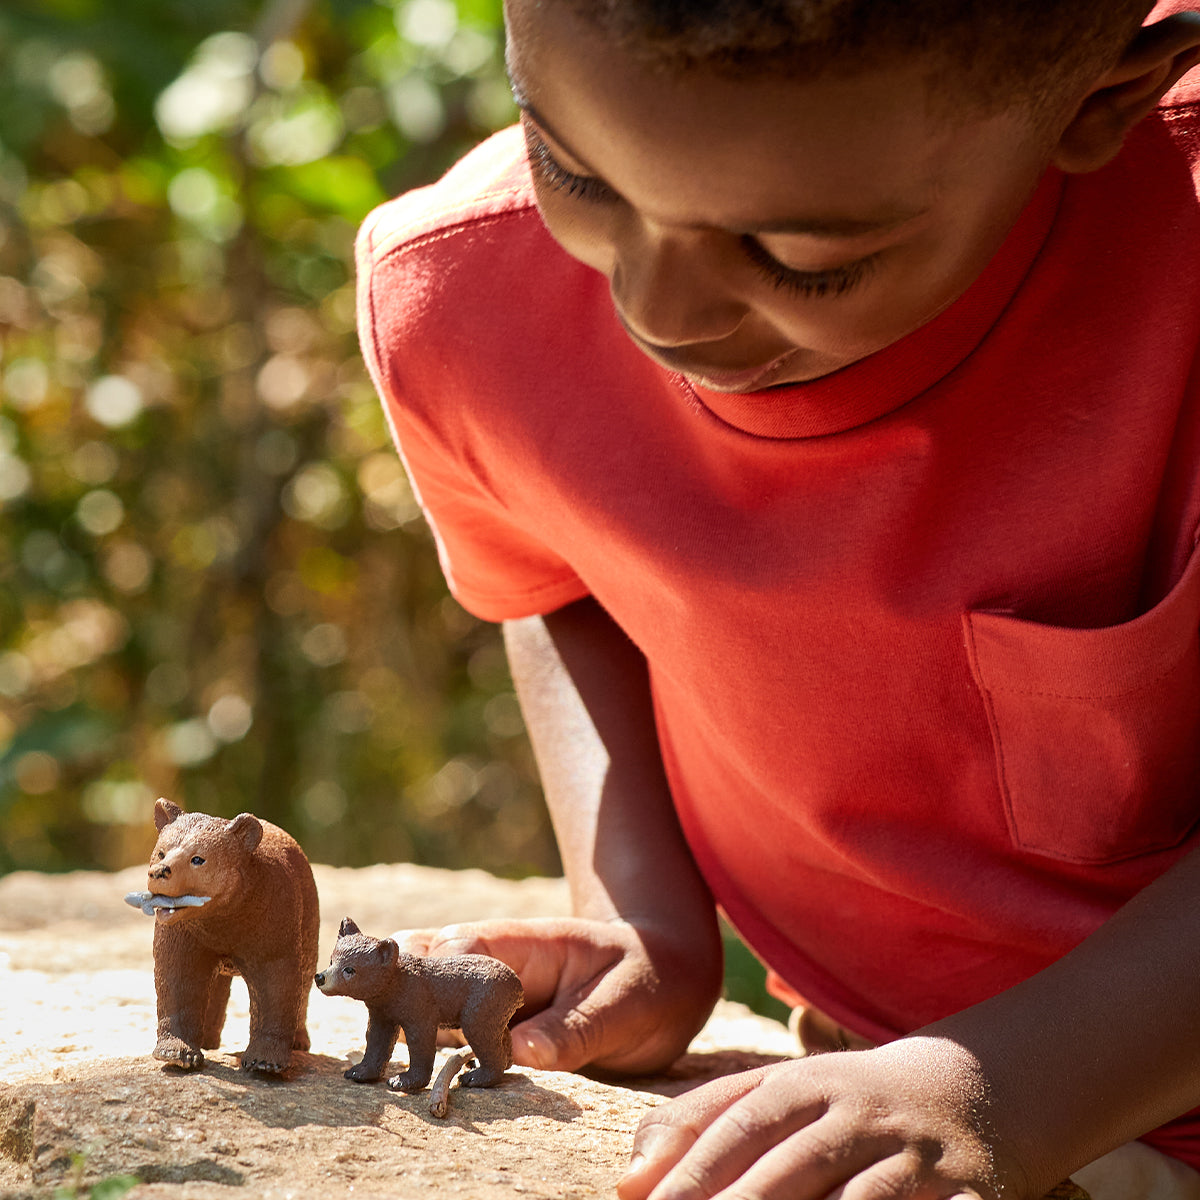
190, 856, 205, 866
156, 851, 165, 860
342, 966, 355, 978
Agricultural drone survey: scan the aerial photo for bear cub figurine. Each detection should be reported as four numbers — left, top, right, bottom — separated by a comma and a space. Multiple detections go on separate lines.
127, 799, 319, 1075
316, 917, 524, 1092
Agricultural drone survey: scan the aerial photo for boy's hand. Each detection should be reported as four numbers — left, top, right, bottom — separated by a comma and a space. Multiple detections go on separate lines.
392, 914, 719, 1075
618, 1037, 1023, 1200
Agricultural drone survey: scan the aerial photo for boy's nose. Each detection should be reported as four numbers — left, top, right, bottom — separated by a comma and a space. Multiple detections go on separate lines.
611, 222, 745, 349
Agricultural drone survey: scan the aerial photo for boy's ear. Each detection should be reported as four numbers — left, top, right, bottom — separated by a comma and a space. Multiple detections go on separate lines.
1053, 13, 1200, 173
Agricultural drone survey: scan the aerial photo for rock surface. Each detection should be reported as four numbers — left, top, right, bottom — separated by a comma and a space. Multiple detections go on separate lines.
0, 864, 796, 1199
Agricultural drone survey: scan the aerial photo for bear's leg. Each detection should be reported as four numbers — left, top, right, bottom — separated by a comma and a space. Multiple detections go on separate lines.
241, 961, 302, 1074
296, 881, 319, 1054
459, 1018, 513, 1088
200, 969, 232, 1049
387, 1024, 437, 1092
153, 927, 219, 1070
290, 965, 311, 1052
344, 1012, 399, 1082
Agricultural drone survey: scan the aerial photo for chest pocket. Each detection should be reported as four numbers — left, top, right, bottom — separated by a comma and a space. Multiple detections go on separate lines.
964, 547, 1200, 865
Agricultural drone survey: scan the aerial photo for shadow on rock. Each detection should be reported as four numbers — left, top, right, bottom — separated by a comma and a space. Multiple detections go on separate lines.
377, 1069, 584, 1131
135, 1158, 246, 1186
197, 1054, 392, 1130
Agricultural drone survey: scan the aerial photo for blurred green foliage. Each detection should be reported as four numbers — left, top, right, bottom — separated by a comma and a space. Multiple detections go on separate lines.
0, 0, 561, 878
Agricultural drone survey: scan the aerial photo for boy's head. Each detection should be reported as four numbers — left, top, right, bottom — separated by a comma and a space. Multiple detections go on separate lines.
504, 0, 1200, 389
546, 0, 1157, 119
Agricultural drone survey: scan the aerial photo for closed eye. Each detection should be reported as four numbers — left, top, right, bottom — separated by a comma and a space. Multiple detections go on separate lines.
740, 235, 879, 299
522, 122, 616, 204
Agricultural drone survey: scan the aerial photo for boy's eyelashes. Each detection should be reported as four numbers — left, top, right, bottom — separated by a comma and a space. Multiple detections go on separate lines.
739, 235, 879, 298
523, 122, 616, 203
521, 120, 877, 300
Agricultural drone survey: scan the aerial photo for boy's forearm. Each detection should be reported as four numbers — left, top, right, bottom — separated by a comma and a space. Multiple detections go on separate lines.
924, 841, 1200, 1191
503, 596, 719, 949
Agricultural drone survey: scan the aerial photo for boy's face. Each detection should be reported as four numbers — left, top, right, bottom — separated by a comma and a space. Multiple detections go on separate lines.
505, 1, 1066, 391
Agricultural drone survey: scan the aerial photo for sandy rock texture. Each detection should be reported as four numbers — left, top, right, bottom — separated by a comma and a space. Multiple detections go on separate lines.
0, 864, 794, 1199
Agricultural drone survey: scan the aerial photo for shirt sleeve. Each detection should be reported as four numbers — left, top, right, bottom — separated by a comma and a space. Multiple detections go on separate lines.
355, 191, 589, 624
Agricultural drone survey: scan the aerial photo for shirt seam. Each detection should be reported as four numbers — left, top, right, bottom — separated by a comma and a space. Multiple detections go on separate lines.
365, 195, 539, 266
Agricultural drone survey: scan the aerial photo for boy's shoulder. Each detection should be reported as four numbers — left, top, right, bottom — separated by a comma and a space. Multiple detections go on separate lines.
356, 125, 538, 268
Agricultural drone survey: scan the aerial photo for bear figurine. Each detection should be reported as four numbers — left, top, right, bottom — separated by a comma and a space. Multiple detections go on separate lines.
125, 799, 319, 1075
315, 917, 524, 1092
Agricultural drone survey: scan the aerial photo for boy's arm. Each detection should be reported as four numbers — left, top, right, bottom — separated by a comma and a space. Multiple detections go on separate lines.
619, 841, 1200, 1200
402, 595, 723, 1075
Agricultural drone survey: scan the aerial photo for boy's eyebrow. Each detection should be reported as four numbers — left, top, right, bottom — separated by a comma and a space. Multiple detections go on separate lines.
509, 69, 927, 239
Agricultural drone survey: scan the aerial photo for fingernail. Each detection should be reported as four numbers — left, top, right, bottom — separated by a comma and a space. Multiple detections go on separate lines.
520, 1030, 556, 1070
616, 1153, 647, 1199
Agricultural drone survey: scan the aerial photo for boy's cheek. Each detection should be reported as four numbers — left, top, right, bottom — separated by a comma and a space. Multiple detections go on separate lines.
529, 190, 615, 277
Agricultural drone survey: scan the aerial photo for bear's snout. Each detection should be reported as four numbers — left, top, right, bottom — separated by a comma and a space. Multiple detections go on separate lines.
314, 971, 326, 987
150, 864, 171, 880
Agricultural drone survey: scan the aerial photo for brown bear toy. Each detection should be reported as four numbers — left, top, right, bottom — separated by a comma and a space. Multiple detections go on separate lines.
126, 799, 319, 1075
315, 917, 524, 1092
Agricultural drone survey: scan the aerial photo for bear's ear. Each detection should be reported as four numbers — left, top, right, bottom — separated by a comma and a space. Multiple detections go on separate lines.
377, 938, 399, 967
154, 798, 183, 830
339, 917, 361, 938
226, 813, 263, 853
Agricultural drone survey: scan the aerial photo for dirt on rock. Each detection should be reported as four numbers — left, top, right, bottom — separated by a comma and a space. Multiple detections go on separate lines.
0, 864, 796, 1199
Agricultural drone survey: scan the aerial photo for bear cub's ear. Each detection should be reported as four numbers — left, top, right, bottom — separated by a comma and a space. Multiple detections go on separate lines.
377, 937, 399, 967
227, 813, 264, 853
154, 798, 184, 830
339, 917, 361, 938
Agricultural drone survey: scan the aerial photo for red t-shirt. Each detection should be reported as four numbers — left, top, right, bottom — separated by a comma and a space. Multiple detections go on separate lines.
357, 80, 1200, 1160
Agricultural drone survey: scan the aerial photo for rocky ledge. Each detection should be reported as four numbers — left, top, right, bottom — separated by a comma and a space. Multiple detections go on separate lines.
0, 863, 794, 1199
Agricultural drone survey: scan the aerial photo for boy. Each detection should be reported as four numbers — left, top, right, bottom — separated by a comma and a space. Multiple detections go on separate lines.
356, 0, 1200, 1196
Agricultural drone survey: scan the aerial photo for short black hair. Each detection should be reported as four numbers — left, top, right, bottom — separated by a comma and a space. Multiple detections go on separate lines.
555, 0, 1155, 116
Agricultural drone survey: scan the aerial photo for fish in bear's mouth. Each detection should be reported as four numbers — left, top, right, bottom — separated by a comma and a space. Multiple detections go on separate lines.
124, 891, 212, 919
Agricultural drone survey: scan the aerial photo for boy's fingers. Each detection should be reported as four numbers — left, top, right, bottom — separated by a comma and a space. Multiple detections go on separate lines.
510, 1022, 560, 1070
388, 928, 438, 955
392, 920, 569, 1007
511, 978, 631, 1071
618, 1068, 774, 1197
667, 1110, 899, 1200
616, 1133, 697, 1200
387, 917, 693, 1073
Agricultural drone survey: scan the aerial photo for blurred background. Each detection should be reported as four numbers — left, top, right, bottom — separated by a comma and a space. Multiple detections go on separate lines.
0, 0, 549, 875
0, 0, 784, 1018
